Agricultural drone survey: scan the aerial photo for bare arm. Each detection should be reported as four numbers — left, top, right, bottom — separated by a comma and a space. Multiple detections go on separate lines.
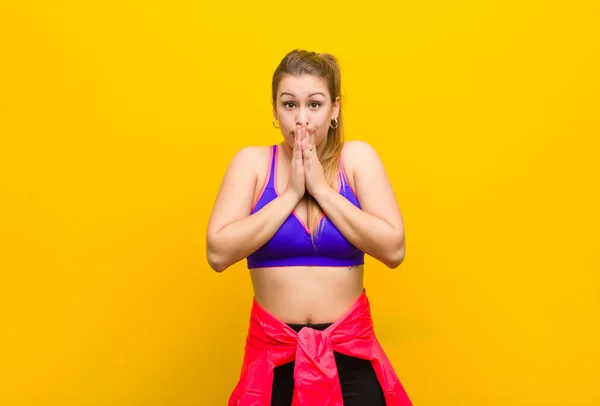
311, 141, 406, 268
206, 144, 304, 272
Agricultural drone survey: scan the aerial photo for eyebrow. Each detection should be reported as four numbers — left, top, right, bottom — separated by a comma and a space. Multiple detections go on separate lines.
279, 92, 326, 98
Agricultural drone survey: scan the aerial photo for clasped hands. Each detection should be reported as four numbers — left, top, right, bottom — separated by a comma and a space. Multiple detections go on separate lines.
287, 123, 331, 199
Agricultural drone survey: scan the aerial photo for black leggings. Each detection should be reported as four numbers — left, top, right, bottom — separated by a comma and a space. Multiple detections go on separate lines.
271, 323, 386, 406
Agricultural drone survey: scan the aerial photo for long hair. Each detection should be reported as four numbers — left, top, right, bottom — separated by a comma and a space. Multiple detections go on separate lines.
271, 49, 345, 241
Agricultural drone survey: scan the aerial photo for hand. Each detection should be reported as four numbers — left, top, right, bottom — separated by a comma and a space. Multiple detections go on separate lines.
300, 124, 329, 197
284, 127, 305, 201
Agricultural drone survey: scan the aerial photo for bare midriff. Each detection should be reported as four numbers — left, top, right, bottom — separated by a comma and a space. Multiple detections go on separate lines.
249, 265, 365, 324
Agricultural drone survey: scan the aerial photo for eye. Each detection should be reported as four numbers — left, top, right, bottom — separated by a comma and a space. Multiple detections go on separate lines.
283, 101, 295, 109
310, 102, 321, 108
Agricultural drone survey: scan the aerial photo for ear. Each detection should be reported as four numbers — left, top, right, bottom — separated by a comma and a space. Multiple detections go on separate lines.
331, 96, 340, 120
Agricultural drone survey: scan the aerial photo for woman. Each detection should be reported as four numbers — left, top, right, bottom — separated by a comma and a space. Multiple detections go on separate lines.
206, 49, 412, 406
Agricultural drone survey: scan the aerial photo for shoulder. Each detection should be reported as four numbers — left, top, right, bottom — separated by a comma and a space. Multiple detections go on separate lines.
339, 140, 384, 193
216, 145, 273, 191
230, 145, 272, 163
341, 140, 382, 174
341, 140, 378, 159
226, 145, 272, 172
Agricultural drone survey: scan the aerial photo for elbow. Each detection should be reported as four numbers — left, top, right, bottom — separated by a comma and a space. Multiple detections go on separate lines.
384, 239, 406, 269
384, 253, 405, 269
207, 246, 233, 272
206, 236, 229, 273
207, 252, 228, 272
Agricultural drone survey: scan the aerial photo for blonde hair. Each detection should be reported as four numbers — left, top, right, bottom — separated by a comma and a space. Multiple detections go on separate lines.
271, 49, 345, 241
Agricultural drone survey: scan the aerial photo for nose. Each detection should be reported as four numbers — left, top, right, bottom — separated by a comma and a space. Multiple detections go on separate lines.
295, 107, 310, 126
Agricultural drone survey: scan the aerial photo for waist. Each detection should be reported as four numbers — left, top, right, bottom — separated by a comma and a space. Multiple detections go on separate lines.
250, 265, 364, 324
246, 288, 374, 344
286, 322, 333, 333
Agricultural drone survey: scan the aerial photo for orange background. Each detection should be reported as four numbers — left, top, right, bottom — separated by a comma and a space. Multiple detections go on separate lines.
1, 1, 599, 405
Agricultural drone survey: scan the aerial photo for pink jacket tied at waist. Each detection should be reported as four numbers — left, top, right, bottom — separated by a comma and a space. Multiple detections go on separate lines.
229, 290, 412, 405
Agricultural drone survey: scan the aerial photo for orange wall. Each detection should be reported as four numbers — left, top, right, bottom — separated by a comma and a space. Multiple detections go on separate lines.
1, 1, 599, 405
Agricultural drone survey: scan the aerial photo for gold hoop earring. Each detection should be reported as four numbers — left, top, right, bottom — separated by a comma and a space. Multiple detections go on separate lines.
330, 118, 339, 129
272, 118, 280, 129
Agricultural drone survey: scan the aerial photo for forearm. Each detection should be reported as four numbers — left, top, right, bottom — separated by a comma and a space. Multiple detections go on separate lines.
312, 186, 405, 268
207, 191, 301, 272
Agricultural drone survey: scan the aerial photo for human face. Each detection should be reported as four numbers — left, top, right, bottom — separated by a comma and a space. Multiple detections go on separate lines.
274, 74, 339, 151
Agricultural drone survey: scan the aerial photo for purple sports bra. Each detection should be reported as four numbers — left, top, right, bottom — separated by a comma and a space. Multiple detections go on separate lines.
246, 144, 365, 269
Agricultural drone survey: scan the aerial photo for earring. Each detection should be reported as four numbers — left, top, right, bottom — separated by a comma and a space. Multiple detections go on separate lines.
272, 118, 280, 129
330, 118, 339, 129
